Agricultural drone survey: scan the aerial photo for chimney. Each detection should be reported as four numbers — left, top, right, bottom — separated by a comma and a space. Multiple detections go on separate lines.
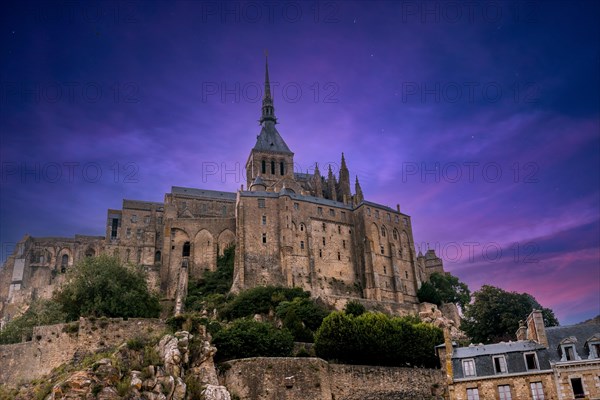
526, 310, 548, 347
396, 204, 400, 212
516, 320, 527, 341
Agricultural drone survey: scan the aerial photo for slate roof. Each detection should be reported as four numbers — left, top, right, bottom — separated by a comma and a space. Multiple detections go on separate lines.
545, 323, 600, 362
453, 341, 545, 358
252, 123, 293, 154
171, 186, 237, 201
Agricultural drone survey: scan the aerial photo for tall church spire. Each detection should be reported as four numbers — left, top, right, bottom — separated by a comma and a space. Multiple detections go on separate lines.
260, 53, 277, 125
338, 152, 351, 202
354, 176, 364, 205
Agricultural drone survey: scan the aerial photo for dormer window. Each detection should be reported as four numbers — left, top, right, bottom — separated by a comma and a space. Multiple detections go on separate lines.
493, 355, 508, 374
585, 334, 600, 359
559, 337, 581, 362
524, 352, 539, 370
462, 359, 476, 377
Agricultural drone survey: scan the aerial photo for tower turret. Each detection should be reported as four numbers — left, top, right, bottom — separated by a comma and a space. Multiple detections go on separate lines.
327, 165, 338, 201
354, 176, 364, 204
338, 152, 351, 203
313, 163, 323, 198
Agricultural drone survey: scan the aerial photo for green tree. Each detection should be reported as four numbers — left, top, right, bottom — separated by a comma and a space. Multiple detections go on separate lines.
276, 297, 329, 342
462, 285, 559, 344
220, 286, 309, 320
418, 272, 470, 309
0, 300, 66, 344
344, 300, 366, 316
53, 254, 160, 320
212, 319, 294, 362
314, 311, 442, 368
186, 245, 235, 312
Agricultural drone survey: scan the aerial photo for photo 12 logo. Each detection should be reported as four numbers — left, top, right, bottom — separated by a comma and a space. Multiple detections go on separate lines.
402, 162, 540, 184
418, 241, 540, 264
1, 162, 140, 184
201, 81, 339, 104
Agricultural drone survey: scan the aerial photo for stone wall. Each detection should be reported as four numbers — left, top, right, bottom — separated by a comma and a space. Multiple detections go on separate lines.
221, 357, 445, 400
0, 317, 165, 386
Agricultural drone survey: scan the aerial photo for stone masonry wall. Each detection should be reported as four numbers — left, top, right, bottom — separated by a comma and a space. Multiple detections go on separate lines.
221, 357, 445, 400
0, 317, 165, 386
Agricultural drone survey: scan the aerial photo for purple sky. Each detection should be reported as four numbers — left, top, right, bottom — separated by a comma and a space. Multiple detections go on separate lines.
1, 1, 598, 325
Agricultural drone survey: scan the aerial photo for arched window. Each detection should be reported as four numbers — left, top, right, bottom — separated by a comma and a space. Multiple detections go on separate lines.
381, 226, 386, 237
393, 229, 399, 241
280, 161, 285, 175
182, 242, 191, 257
61, 254, 68, 273
261, 160, 266, 174
155, 251, 161, 262
271, 161, 275, 174
300, 223, 305, 232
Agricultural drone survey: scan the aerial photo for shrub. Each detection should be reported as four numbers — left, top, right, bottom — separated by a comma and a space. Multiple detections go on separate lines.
126, 337, 145, 351
53, 254, 160, 320
0, 300, 66, 344
221, 286, 310, 320
276, 297, 329, 342
212, 319, 294, 362
344, 300, 366, 316
314, 311, 442, 368
417, 282, 442, 306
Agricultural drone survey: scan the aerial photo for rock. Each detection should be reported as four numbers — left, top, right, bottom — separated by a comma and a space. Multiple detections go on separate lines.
172, 377, 187, 400
202, 384, 232, 400
131, 374, 143, 390
97, 386, 120, 399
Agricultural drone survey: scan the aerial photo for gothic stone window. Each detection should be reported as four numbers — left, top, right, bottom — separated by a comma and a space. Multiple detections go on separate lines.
182, 242, 191, 257
393, 229, 398, 240
300, 223, 305, 232
380, 245, 384, 254
466, 388, 479, 400
280, 161, 284, 175
381, 226, 386, 237
530, 382, 545, 400
258, 198, 266, 208
61, 254, 69, 273
462, 359, 476, 377
271, 161, 275, 174
262, 160, 266, 174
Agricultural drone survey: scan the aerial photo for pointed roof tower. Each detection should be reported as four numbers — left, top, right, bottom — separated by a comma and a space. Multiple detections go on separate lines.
252, 54, 292, 154
338, 152, 351, 201
354, 176, 364, 204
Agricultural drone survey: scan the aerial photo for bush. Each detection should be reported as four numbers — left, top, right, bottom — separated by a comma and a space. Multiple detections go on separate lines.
417, 282, 442, 306
212, 319, 294, 362
344, 300, 366, 316
276, 297, 329, 342
314, 311, 442, 368
221, 286, 310, 320
53, 254, 160, 320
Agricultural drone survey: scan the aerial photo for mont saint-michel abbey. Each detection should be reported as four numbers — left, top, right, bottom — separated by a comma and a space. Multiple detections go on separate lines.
0, 59, 445, 324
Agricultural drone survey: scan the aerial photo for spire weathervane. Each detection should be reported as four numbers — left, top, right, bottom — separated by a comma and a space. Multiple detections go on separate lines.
260, 52, 277, 125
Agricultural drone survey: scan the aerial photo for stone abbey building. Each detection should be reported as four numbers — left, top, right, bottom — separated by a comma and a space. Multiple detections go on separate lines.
0, 59, 444, 323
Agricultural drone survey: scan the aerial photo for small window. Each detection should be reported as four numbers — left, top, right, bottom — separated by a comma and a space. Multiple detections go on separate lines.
525, 353, 539, 370
157, 216, 163, 224
498, 386, 512, 400
182, 242, 190, 257
405, 271, 408, 279
222, 205, 227, 215
271, 160, 275, 174
337, 252, 341, 260
300, 241, 305, 250
319, 249, 322, 258
381, 227, 386, 237
131, 214, 138, 223
262, 215, 267, 225
261, 160, 266, 174
343, 240, 346, 249
280, 161, 285, 175
294, 202, 299, 210
154, 251, 161, 262
403, 217, 408, 227
386, 213, 391, 221
323, 237, 326, 246
571, 378, 585, 398
380, 245, 384, 254
136, 228, 142, 240
383, 266, 387, 274
562, 345, 576, 361
322, 222, 326, 231
300, 224, 305, 232
329, 209, 335, 216
493, 355, 508, 374
375, 210, 379, 219
395, 215, 399, 223
590, 342, 600, 358
530, 382, 545, 400
137, 249, 142, 263
144, 216, 151, 224
258, 198, 266, 208
318, 207, 323, 216
341, 211, 346, 220
337, 226, 341, 234
393, 230, 398, 240
466, 388, 480, 400
61, 254, 69, 273
262, 233, 267, 244
367, 208, 371, 216
126, 228, 131, 238
462, 359, 476, 377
